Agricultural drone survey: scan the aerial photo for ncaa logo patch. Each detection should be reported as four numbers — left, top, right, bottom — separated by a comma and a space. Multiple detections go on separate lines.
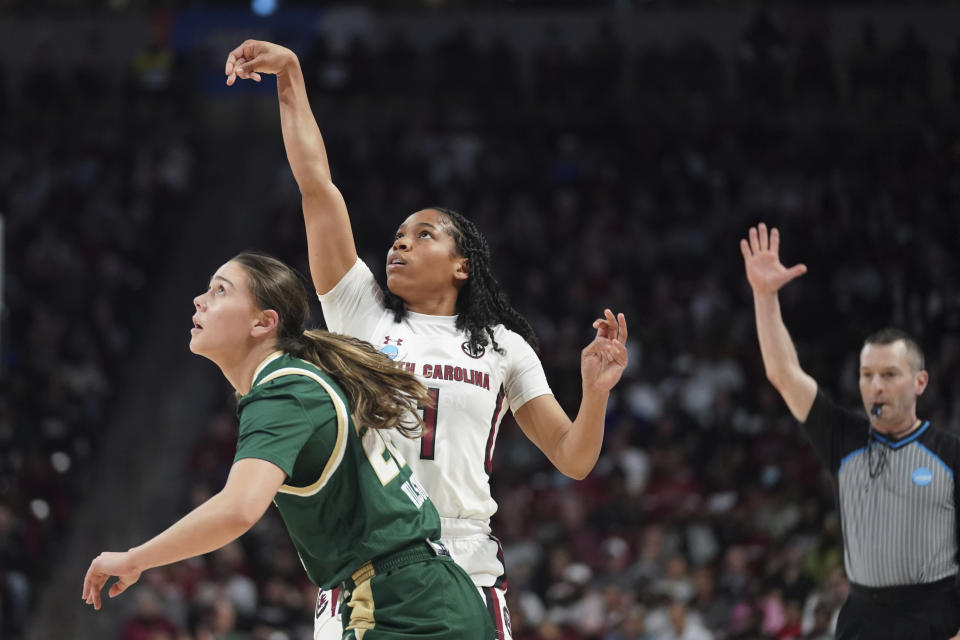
381, 335, 407, 361
461, 341, 486, 359
912, 466, 933, 486
380, 344, 400, 360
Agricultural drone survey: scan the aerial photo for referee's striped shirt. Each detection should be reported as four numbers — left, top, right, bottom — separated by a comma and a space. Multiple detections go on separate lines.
803, 390, 960, 587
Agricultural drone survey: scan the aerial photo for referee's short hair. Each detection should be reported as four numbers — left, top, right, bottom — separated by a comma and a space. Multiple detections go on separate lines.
863, 328, 925, 372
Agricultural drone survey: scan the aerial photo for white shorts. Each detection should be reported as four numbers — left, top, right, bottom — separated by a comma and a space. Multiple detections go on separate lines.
313, 585, 343, 640
442, 531, 507, 589
444, 532, 511, 640
314, 532, 512, 640
477, 585, 512, 640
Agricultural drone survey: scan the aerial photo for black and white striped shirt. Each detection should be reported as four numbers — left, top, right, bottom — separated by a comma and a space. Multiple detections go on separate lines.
803, 390, 960, 587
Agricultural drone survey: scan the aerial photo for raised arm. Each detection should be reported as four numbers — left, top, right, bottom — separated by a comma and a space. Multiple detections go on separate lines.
740, 223, 817, 421
514, 309, 628, 480
226, 40, 357, 293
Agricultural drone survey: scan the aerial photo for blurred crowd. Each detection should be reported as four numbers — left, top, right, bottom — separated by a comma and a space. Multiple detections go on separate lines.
0, 33, 196, 637
4, 8, 960, 640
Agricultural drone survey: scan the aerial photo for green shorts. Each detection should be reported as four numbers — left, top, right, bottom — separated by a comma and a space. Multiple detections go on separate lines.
341, 545, 494, 640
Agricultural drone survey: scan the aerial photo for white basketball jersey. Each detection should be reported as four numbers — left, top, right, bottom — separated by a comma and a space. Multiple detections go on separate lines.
319, 259, 552, 536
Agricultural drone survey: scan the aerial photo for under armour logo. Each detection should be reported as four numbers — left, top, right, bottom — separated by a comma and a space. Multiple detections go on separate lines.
384, 336, 404, 346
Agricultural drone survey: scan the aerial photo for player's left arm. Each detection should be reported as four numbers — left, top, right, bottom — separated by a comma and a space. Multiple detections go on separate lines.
513, 309, 628, 480
82, 458, 285, 610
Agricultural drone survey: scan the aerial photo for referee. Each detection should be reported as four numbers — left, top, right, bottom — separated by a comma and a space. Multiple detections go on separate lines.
740, 223, 960, 640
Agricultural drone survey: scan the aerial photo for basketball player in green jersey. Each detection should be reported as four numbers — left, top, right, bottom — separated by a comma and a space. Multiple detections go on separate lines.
225, 39, 629, 640
82, 252, 494, 639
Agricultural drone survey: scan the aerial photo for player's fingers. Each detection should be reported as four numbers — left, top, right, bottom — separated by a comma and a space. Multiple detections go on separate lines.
246, 54, 266, 69
609, 343, 625, 364
109, 578, 128, 598
235, 66, 263, 83
225, 51, 239, 76
740, 238, 752, 261
601, 344, 623, 367
758, 222, 769, 251
598, 308, 615, 339
82, 564, 99, 601
616, 312, 628, 344
748, 226, 760, 254
593, 343, 626, 372
234, 56, 249, 77
592, 317, 607, 339
223, 51, 242, 87
237, 53, 266, 75
227, 40, 256, 67
225, 50, 246, 83
769, 227, 780, 254
87, 579, 105, 607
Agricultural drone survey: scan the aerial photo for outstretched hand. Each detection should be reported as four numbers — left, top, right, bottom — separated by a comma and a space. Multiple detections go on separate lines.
740, 222, 807, 295
225, 39, 296, 85
82, 551, 142, 611
581, 309, 629, 394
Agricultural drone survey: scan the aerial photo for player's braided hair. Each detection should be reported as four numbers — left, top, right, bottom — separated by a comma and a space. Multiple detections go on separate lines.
233, 251, 428, 438
383, 207, 539, 356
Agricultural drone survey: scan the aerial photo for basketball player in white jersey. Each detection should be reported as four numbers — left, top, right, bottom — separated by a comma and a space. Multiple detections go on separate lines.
226, 40, 629, 640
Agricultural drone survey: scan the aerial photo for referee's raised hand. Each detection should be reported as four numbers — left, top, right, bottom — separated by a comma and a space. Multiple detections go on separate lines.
740, 222, 808, 295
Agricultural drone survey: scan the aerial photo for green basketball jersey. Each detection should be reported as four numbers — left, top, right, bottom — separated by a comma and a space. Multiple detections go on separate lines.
234, 351, 441, 588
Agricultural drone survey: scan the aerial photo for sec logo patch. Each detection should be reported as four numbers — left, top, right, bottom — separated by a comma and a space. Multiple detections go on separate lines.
461, 341, 485, 359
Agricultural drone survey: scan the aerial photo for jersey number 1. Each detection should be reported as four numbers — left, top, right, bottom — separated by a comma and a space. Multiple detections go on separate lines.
419, 387, 440, 460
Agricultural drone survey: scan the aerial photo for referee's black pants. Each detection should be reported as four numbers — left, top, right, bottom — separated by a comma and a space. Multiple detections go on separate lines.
837, 576, 960, 640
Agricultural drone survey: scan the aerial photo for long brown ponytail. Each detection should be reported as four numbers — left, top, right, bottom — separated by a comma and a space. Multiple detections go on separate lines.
232, 251, 429, 438
282, 330, 428, 438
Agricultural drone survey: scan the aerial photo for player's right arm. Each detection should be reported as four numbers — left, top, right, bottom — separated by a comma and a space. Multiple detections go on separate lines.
226, 40, 357, 294
82, 458, 285, 610
740, 223, 818, 422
